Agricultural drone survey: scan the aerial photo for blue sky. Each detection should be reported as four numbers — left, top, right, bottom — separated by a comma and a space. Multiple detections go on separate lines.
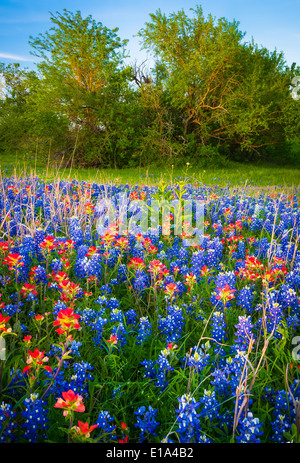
0, 0, 299, 69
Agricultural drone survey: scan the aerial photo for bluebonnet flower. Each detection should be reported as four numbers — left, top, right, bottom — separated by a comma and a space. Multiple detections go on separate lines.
132, 270, 149, 293
236, 241, 246, 260
111, 384, 122, 398
136, 316, 152, 345
234, 316, 255, 350
80, 306, 105, 322
20, 235, 35, 257
1, 303, 20, 317
214, 271, 237, 289
21, 394, 49, 442
69, 340, 82, 357
286, 269, 300, 290
264, 300, 284, 339
199, 389, 220, 421
110, 322, 128, 348
279, 284, 299, 312
237, 286, 255, 313
271, 413, 291, 443
34, 229, 46, 254
43, 369, 69, 398
94, 295, 108, 313
106, 297, 120, 311
255, 237, 271, 258
155, 349, 174, 389
158, 305, 185, 343
110, 308, 123, 323
124, 309, 137, 326
210, 350, 248, 400
86, 254, 102, 280
249, 217, 263, 233
141, 359, 157, 380
134, 405, 160, 442
286, 314, 300, 331
0, 402, 18, 442
98, 284, 112, 295
174, 394, 203, 443
206, 248, 219, 268
185, 345, 210, 371
69, 217, 84, 247
84, 225, 93, 244
210, 311, 228, 346
117, 263, 127, 283
50, 258, 63, 273
267, 382, 300, 443
96, 410, 117, 440
235, 411, 264, 443
263, 218, 273, 235
92, 316, 108, 347
77, 244, 90, 259
68, 362, 94, 397
190, 251, 205, 278
210, 365, 232, 398
74, 256, 89, 279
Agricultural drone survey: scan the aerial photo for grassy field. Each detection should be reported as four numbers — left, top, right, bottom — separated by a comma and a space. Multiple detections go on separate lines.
1, 151, 300, 189
0, 150, 300, 443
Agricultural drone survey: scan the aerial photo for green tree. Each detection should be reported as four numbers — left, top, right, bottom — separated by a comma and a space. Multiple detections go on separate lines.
28, 9, 133, 167
0, 63, 39, 157
0, 7, 298, 168
138, 6, 295, 162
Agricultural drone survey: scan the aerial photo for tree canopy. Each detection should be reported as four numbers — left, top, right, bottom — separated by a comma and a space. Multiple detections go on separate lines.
0, 7, 299, 168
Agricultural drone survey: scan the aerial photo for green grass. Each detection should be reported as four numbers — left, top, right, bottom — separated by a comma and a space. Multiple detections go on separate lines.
0, 151, 300, 189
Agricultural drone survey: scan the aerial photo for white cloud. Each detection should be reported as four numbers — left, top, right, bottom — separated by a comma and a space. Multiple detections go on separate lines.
0, 52, 34, 62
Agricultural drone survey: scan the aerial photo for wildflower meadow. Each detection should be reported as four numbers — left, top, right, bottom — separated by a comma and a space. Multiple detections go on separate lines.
0, 169, 300, 445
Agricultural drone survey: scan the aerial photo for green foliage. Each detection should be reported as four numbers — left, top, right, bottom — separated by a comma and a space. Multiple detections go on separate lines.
138, 7, 295, 160
0, 6, 299, 167
26, 9, 134, 167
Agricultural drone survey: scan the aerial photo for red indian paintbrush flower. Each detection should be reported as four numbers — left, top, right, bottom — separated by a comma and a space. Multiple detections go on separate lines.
119, 436, 129, 443
52, 271, 70, 285
99, 232, 116, 247
3, 253, 24, 271
59, 280, 82, 302
0, 240, 13, 254
216, 284, 236, 302
115, 237, 129, 250
106, 334, 118, 345
53, 306, 81, 335
72, 421, 98, 438
185, 273, 197, 291
20, 283, 38, 299
23, 348, 52, 375
83, 202, 95, 215
54, 390, 85, 417
127, 257, 145, 270
201, 265, 211, 276
86, 246, 98, 257
0, 313, 11, 333
164, 283, 179, 299
39, 236, 57, 252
